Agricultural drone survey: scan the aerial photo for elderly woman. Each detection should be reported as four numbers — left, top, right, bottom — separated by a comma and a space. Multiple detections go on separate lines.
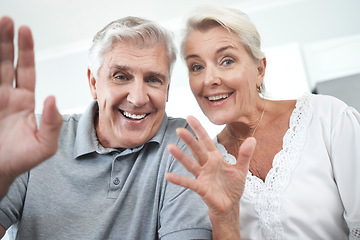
166, 5, 360, 239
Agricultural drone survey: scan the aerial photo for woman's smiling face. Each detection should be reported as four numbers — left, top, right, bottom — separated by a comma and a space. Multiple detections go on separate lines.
184, 26, 265, 125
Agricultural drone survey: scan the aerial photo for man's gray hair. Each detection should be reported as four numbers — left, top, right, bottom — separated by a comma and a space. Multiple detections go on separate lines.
88, 16, 177, 79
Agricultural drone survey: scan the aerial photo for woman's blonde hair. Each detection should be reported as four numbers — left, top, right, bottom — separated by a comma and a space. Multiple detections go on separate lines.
181, 4, 265, 62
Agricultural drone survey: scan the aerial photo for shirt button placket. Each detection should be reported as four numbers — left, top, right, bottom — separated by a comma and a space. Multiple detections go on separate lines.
107, 155, 122, 199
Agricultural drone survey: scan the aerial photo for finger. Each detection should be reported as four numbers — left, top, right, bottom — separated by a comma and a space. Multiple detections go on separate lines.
16, 25, 35, 91
37, 96, 63, 158
186, 115, 217, 152
165, 172, 198, 193
176, 127, 209, 167
167, 144, 201, 177
0, 16, 15, 86
235, 137, 256, 171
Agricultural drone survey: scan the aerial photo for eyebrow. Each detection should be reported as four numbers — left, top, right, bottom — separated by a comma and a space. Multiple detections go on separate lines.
216, 45, 236, 55
185, 54, 200, 61
110, 65, 167, 81
144, 71, 167, 81
185, 45, 236, 60
110, 65, 128, 71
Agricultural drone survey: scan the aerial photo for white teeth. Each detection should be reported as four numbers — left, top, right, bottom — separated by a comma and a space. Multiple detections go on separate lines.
208, 93, 230, 101
123, 111, 147, 120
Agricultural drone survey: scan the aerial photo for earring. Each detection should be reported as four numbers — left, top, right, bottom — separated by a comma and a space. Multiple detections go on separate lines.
256, 85, 262, 93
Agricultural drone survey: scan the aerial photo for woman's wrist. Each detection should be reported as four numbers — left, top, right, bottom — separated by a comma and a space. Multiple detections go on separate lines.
209, 204, 241, 240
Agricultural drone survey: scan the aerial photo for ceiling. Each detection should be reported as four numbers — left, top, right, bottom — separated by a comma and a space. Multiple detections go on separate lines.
2, 0, 360, 56
1, 0, 251, 51
1, 0, 359, 66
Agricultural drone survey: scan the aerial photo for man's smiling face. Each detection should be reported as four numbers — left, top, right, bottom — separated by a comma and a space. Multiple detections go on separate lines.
88, 41, 170, 149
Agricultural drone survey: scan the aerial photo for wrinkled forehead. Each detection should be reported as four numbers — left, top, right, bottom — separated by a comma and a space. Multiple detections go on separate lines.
184, 24, 257, 63
182, 21, 235, 56
102, 40, 171, 79
185, 25, 239, 50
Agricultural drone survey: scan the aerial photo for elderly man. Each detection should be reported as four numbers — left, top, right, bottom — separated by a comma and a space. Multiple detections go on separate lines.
0, 15, 214, 239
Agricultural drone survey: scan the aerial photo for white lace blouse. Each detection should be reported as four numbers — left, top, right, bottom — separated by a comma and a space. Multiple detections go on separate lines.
214, 93, 360, 240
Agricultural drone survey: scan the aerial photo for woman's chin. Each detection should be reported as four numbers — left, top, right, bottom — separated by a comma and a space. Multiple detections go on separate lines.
207, 115, 229, 126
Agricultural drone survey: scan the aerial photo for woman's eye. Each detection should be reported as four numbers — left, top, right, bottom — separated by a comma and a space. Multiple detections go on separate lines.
221, 58, 234, 66
191, 64, 203, 72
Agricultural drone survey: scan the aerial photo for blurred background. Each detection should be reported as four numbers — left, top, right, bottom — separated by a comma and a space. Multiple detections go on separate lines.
1, 0, 360, 140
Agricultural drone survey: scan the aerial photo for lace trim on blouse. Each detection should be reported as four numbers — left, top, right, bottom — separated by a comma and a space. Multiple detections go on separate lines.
215, 93, 313, 240
348, 221, 360, 239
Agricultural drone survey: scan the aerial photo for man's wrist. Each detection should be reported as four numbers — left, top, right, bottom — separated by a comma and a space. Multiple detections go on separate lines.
0, 173, 14, 200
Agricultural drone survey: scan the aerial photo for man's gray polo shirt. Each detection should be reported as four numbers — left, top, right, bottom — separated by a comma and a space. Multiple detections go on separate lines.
0, 101, 212, 239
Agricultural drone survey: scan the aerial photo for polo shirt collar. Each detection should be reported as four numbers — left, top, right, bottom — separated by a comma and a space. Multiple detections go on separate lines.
73, 101, 168, 158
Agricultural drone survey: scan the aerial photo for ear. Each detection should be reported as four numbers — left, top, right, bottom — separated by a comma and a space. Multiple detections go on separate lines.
166, 82, 170, 102
87, 68, 98, 100
257, 57, 266, 77
256, 57, 266, 86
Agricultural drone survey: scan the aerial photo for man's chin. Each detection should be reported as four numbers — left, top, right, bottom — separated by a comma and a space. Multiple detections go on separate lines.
117, 132, 152, 149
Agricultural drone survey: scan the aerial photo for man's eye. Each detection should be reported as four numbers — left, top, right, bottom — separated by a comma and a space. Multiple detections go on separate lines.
147, 78, 162, 84
191, 64, 203, 72
115, 75, 127, 80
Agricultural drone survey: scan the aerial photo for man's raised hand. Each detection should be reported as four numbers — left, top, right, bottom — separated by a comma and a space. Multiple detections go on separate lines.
0, 16, 63, 199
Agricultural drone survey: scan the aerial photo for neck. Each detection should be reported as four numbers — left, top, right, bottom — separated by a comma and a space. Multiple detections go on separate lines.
226, 98, 267, 141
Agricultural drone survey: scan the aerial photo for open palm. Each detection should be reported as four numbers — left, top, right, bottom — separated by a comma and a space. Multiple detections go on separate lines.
0, 16, 62, 190
166, 115, 256, 217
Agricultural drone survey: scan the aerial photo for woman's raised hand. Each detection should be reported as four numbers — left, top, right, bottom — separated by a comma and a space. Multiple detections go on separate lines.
166, 115, 255, 223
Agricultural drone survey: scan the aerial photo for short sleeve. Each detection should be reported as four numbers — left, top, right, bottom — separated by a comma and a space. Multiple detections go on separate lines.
330, 106, 360, 239
159, 146, 212, 240
0, 172, 28, 230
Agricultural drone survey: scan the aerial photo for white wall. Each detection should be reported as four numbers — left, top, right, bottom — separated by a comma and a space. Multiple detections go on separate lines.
303, 34, 360, 87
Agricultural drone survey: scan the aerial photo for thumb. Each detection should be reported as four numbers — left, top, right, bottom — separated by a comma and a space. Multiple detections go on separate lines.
235, 137, 256, 171
37, 96, 63, 156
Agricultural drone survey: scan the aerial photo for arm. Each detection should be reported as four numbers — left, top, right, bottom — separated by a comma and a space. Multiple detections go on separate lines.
330, 107, 360, 239
0, 225, 5, 238
0, 16, 63, 200
166, 116, 255, 240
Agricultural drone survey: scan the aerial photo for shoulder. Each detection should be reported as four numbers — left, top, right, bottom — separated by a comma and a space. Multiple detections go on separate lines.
309, 93, 354, 122
35, 101, 96, 129
35, 113, 82, 125
62, 113, 82, 122
311, 94, 349, 111
164, 116, 194, 138
293, 93, 350, 117
300, 93, 360, 131
166, 116, 189, 129
160, 116, 194, 151
36, 113, 83, 145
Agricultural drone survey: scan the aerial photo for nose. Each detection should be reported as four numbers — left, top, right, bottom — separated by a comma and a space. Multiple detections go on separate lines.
127, 79, 149, 107
204, 66, 221, 87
